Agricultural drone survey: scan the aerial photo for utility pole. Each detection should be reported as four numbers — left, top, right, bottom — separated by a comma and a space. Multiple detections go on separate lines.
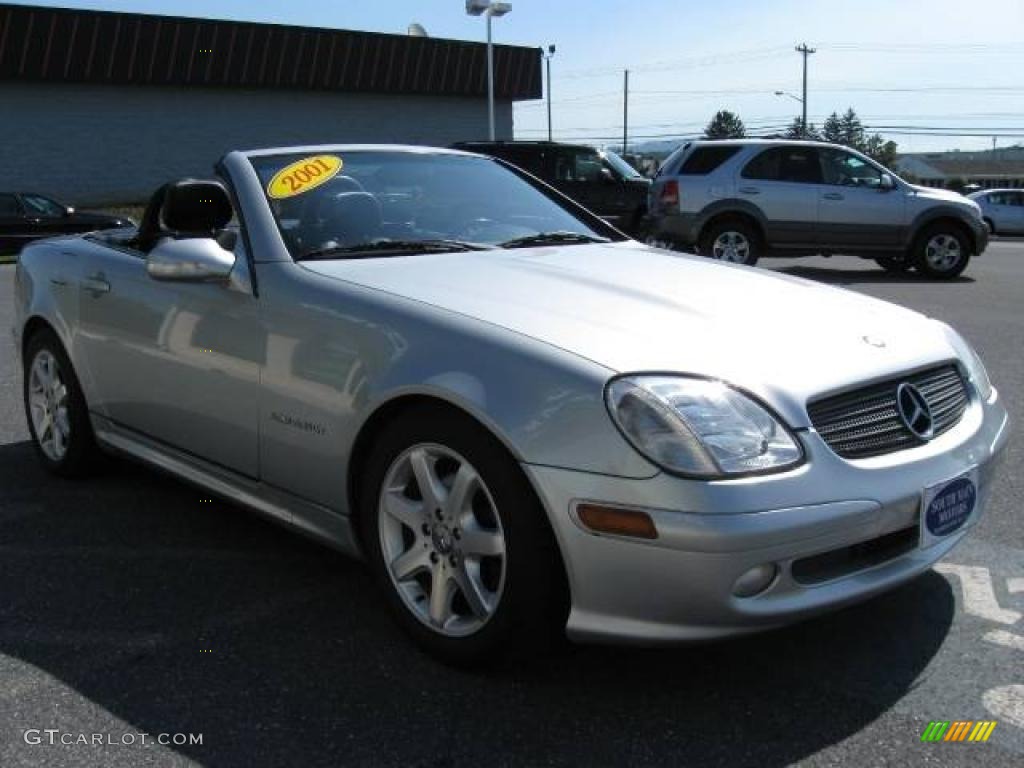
622, 69, 629, 154
795, 43, 815, 137
544, 45, 556, 142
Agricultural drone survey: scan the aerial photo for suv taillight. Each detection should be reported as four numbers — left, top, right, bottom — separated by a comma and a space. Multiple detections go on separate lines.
659, 180, 679, 209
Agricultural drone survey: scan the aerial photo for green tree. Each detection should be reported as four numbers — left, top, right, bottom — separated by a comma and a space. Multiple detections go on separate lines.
820, 107, 898, 167
863, 134, 899, 168
838, 108, 866, 147
784, 116, 821, 140
822, 112, 843, 144
704, 110, 746, 139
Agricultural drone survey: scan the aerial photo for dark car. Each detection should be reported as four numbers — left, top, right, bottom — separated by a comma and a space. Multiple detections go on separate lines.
0, 192, 134, 253
451, 141, 651, 235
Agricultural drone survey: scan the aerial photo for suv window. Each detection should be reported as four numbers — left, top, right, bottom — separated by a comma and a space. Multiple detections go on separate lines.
679, 146, 742, 175
551, 149, 604, 182
742, 146, 821, 183
495, 148, 546, 176
819, 148, 884, 188
0, 193, 22, 216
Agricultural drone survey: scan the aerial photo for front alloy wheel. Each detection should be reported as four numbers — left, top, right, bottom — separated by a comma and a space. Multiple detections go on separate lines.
915, 226, 970, 279
362, 407, 567, 665
378, 444, 506, 637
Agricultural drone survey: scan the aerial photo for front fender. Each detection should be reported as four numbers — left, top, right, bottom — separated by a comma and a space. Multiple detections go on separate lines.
907, 205, 985, 253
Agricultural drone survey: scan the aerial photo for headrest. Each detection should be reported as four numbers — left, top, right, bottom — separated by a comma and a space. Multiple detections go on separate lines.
161, 179, 233, 235
328, 175, 365, 194
320, 191, 382, 224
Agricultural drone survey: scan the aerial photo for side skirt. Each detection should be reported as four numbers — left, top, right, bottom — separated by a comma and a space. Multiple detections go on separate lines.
91, 414, 363, 559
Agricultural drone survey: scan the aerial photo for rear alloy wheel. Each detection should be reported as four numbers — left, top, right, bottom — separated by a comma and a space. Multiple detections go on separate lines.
914, 226, 970, 279
874, 257, 912, 274
23, 329, 97, 477
700, 219, 761, 266
362, 408, 566, 665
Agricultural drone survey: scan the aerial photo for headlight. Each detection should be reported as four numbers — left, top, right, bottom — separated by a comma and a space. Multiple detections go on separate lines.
938, 323, 993, 401
962, 341, 993, 401
606, 375, 804, 478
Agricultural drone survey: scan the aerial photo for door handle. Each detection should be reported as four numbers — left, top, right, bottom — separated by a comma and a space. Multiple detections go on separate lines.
739, 187, 760, 195
83, 273, 110, 295
823, 192, 844, 201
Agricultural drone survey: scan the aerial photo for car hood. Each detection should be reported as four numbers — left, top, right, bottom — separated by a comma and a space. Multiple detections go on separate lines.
910, 184, 971, 205
302, 242, 959, 427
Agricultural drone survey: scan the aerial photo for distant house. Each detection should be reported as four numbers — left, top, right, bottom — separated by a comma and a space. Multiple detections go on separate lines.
894, 147, 1024, 190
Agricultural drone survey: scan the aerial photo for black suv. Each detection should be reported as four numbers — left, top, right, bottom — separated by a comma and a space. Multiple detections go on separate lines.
452, 141, 651, 235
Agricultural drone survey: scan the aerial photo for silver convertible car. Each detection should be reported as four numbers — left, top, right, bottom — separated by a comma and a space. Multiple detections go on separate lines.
13, 145, 1010, 663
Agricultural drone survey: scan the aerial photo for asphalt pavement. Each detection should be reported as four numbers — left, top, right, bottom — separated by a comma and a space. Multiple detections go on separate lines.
0, 242, 1022, 767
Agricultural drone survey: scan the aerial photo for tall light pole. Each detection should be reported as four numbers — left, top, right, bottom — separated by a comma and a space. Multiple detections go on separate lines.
466, 0, 512, 141
622, 69, 629, 154
795, 43, 815, 137
544, 44, 555, 142
774, 90, 804, 134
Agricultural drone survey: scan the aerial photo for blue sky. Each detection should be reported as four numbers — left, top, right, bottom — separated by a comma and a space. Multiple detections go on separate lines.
12, 0, 1024, 152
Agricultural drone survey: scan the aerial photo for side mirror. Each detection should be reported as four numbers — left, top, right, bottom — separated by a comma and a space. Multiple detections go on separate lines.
147, 237, 236, 283
64, 206, 75, 216
600, 167, 618, 183
879, 174, 896, 191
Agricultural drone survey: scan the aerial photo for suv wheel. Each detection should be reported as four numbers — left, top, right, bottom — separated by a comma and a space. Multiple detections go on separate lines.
914, 225, 970, 279
700, 219, 761, 266
644, 234, 679, 251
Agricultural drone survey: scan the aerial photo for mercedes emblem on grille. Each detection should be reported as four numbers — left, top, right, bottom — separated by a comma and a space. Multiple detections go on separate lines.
896, 382, 934, 439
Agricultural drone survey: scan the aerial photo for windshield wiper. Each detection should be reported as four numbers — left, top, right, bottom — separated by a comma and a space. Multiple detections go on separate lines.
498, 231, 610, 249
298, 238, 494, 261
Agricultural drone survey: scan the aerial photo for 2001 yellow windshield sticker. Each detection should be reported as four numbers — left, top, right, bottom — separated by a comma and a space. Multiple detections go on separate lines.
267, 155, 343, 199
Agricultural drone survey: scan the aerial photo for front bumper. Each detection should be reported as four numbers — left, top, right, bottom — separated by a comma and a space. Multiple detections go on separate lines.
525, 386, 1010, 644
971, 217, 990, 255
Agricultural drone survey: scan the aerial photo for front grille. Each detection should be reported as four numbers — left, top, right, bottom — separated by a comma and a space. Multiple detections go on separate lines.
791, 524, 920, 585
808, 365, 969, 459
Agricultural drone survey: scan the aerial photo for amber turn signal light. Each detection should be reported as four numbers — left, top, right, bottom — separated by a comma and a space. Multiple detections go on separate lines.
577, 503, 658, 540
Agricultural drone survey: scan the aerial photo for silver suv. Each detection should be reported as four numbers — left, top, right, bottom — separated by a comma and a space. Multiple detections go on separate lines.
646, 139, 989, 279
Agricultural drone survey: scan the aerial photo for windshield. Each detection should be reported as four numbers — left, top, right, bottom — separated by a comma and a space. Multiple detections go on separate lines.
602, 150, 643, 180
250, 150, 620, 260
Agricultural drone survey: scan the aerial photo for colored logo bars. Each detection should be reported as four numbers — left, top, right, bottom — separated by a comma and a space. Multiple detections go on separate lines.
921, 720, 997, 742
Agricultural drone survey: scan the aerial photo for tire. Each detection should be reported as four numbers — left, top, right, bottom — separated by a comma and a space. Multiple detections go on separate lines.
983, 218, 995, 236
874, 257, 912, 274
23, 328, 98, 477
912, 224, 971, 279
360, 406, 568, 666
699, 217, 762, 266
